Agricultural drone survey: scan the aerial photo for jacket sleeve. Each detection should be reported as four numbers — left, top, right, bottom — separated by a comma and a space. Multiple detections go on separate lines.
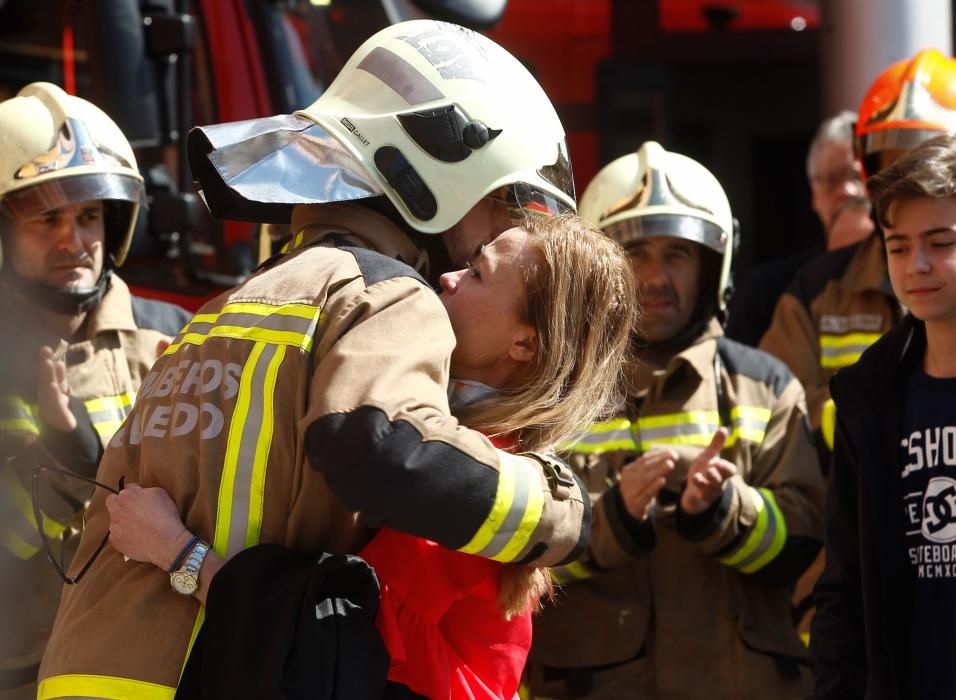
303, 276, 589, 568
543, 452, 655, 584
759, 292, 829, 429
1, 398, 100, 561
675, 377, 825, 586
809, 413, 867, 698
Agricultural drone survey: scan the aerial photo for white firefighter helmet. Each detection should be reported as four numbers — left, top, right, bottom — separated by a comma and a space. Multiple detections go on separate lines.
188, 20, 575, 231
0, 82, 145, 268
579, 141, 734, 313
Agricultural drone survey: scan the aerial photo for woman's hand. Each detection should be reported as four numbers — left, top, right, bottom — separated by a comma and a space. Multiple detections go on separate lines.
106, 484, 192, 571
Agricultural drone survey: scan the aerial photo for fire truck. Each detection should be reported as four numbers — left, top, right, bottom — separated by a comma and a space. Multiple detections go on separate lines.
0, 0, 506, 309
0, 0, 830, 307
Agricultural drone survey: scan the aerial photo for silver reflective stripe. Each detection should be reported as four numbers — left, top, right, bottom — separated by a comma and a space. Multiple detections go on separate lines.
182, 311, 317, 337
471, 458, 532, 559
225, 343, 279, 557
638, 421, 719, 442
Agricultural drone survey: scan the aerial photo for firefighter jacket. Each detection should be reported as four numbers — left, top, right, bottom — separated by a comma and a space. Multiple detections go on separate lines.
759, 233, 901, 430
527, 320, 824, 700
39, 202, 589, 700
0, 276, 189, 698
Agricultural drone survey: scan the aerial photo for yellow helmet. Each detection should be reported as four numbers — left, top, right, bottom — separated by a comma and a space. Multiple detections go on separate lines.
0, 82, 144, 267
580, 141, 734, 313
188, 20, 575, 232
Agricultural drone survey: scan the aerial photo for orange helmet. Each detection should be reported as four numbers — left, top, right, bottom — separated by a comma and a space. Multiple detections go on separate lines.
856, 49, 956, 178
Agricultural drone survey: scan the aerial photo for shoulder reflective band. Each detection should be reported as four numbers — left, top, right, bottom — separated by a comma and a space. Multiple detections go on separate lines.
0, 395, 39, 437
719, 487, 787, 574
84, 391, 135, 443
213, 341, 285, 558
821, 398, 837, 450
37, 674, 175, 700
458, 452, 545, 563
164, 302, 322, 356
550, 560, 594, 585
0, 464, 67, 560
819, 332, 882, 369
560, 407, 772, 456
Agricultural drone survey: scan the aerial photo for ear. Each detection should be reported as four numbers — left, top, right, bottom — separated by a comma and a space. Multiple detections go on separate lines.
508, 323, 538, 363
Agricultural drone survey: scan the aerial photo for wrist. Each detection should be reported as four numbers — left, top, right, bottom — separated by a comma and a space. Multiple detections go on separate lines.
161, 529, 195, 572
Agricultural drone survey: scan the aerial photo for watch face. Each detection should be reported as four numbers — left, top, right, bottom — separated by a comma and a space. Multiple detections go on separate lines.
171, 571, 198, 595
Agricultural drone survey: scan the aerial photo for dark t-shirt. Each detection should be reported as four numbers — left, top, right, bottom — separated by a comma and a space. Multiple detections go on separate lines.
902, 368, 956, 699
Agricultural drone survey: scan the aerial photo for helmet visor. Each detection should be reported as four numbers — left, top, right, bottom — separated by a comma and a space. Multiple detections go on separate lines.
605, 214, 727, 254
537, 139, 576, 207
0, 172, 145, 219
189, 114, 384, 224
489, 181, 575, 226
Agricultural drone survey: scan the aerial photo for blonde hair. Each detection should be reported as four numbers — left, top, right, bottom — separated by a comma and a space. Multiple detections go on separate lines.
455, 213, 639, 617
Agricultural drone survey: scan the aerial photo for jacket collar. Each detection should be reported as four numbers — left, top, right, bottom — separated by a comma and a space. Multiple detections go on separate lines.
288, 203, 429, 276
85, 276, 137, 336
841, 233, 892, 295
633, 318, 723, 391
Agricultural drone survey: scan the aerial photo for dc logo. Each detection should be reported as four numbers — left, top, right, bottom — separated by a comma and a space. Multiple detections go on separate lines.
922, 477, 956, 542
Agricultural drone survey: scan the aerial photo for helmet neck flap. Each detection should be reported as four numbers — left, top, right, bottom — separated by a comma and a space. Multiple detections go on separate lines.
2, 261, 111, 316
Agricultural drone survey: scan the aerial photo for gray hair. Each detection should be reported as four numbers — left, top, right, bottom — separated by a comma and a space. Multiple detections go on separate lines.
807, 110, 858, 178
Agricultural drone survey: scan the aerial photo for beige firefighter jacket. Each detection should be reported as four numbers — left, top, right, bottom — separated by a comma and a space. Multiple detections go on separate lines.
528, 320, 824, 700
0, 276, 188, 698
39, 203, 589, 700
759, 233, 901, 429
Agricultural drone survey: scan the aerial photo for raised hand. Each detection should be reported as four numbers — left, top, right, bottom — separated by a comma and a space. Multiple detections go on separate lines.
37, 346, 76, 432
619, 448, 678, 521
681, 428, 737, 515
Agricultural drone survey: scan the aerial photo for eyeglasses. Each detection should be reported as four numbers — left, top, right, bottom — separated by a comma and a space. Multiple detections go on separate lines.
810, 165, 863, 191
31, 463, 124, 585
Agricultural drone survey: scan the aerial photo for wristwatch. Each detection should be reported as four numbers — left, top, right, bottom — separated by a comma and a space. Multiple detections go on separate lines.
170, 540, 210, 595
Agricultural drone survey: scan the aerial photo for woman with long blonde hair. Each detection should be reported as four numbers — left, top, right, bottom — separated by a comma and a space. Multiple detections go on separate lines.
105, 213, 638, 699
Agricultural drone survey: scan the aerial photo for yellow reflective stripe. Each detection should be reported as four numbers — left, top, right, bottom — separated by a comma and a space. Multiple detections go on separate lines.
590, 417, 632, 433
280, 230, 305, 254
491, 467, 544, 563
720, 487, 768, 567
180, 609, 205, 681
0, 417, 39, 435
729, 405, 771, 446
85, 391, 136, 442
819, 332, 882, 369
245, 345, 284, 548
37, 673, 175, 700
170, 325, 314, 353
457, 453, 545, 562
740, 489, 787, 573
560, 437, 638, 455
84, 392, 135, 415
0, 396, 39, 436
720, 487, 788, 573
821, 398, 837, 450
550, 560, 593, 584
214, 342, 262, 557
458, 455, 517, 556
639, 410, 717, 430
1, 464, 66, 540
3, 528, 39, 559
165, 302, 321, 355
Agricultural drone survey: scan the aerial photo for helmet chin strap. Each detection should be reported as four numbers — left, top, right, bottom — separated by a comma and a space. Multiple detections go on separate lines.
2, 263, 112, 316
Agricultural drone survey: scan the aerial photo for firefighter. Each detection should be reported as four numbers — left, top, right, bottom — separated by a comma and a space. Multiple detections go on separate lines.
0, 83, 189, 699
760, 49, 956, 435
525, 142, 824, 699
39, 20, 589, 699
